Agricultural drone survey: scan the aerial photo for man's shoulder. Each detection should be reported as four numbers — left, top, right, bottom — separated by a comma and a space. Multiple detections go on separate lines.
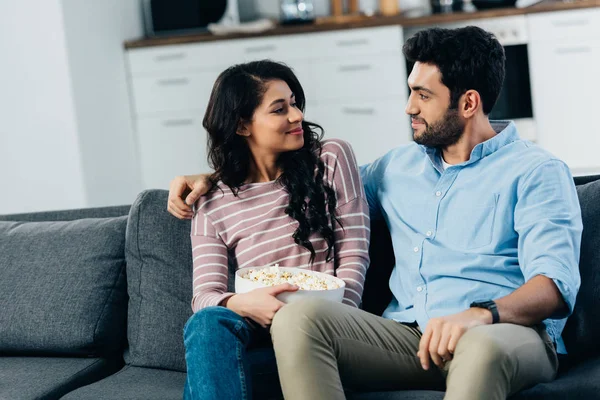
503, 139, 565, 170
371, 142, 422, 170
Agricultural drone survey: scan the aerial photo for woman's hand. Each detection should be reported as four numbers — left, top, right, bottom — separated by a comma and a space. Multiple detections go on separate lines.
225, 284, 299, 328
167, 174, 211, 219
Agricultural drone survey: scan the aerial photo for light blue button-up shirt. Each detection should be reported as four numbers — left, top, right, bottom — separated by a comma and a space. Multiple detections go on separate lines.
360, 121, 582, 353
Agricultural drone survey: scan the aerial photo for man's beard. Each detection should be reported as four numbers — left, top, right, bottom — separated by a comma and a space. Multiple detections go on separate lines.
412, 108, 465, 148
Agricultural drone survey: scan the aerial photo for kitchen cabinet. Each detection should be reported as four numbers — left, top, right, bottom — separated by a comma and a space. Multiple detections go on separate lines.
307, 99, 411, 165
136, 111, 209, 190
528, 9, 600, 174
126, 26, 410, 189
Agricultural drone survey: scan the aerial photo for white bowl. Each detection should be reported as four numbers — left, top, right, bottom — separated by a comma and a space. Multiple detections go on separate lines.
235, 266, 345, 304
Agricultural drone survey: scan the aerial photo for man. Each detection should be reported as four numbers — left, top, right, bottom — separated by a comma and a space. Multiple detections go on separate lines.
167, 27, 582, 400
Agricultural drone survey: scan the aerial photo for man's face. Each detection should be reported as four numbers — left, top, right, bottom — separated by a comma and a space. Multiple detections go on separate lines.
405, 62, 465, 148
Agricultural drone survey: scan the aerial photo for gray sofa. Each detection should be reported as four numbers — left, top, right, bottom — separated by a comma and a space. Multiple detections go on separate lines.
0, 174, 598, 400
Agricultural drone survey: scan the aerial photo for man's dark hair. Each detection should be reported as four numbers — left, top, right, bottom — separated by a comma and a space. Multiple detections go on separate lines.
403, 26, 506, 115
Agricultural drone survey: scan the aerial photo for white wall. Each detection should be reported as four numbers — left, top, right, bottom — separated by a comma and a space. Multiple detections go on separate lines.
0, 1, 87, 214
61, 0, 143, 208
0, 0, 143, 214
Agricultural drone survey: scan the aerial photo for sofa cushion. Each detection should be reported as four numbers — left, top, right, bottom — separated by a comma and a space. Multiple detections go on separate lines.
562, 178, 600, 362
512, 357, 600, 399
0, 357, 121, 400
345, 356, 600, 400
62, 364, 187, 400
0, 217, 128, 357
124, 190, 194, 372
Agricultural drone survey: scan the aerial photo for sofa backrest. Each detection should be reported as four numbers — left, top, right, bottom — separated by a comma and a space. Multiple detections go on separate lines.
362, 220, 395, 317
123, 175, 600, 372
124, 190, 193, 372
0, 205, 131, 222
562, 176, 600, 363
0, 212, 129, 358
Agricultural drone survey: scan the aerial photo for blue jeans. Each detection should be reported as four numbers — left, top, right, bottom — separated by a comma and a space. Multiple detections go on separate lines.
183, 306, 283, 400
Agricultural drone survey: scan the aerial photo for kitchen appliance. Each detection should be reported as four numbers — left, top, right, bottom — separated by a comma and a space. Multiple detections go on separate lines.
280, 0, 316, 24
142, 0, 254, 37
405, 16, 537, 142
430, 0, 464, 13
471, 0, 518, 9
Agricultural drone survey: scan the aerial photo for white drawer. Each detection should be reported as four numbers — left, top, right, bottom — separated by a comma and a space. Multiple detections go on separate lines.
228, 35, 310, 63
130, 64, 315, 116
127, 26, 404, 76
529, 38, 600, 171
136, 112, 210, 190
128, 35, 312, 76
128, 42, 241, 75
130, 70, 221, 115
308, 99, 412, 165
528, 8, 600, 42
303, 26, 403, 59
312, 54, 407, 101
280, 61, 316, 103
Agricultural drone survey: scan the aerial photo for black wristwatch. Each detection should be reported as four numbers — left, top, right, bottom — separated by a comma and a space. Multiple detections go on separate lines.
470, 300, 500, 324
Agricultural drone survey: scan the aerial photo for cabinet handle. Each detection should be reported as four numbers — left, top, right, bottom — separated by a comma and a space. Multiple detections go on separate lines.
338, 64, 372, 72
551, 19, 589, 27
335, 39, 369, 47
555, 46, 591, 55
154, 53, 186, 62
162, 119, 195, 127
244, 44, 276, 53
342, 107, 375, 115
157, 78, 190, 86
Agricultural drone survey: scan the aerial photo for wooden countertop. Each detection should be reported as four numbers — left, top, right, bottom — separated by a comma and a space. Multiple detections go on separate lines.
124, 0, 599, 49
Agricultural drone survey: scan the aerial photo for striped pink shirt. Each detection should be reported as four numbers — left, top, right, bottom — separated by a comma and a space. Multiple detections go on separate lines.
190, 139, 370, 312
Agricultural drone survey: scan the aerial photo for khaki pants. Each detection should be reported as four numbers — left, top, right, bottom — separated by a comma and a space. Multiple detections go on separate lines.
270, 299, 558, 400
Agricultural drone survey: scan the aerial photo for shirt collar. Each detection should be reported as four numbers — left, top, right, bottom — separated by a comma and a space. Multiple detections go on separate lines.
420, 120, 520, 170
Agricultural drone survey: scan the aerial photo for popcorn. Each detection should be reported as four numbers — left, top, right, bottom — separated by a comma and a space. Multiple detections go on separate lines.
241, 264, 340, 291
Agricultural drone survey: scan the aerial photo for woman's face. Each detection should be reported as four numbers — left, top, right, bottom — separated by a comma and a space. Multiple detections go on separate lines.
240, 79, 305, 155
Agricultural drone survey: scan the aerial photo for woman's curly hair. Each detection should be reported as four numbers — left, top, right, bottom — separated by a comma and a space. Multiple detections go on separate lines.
202, 60, 338, 263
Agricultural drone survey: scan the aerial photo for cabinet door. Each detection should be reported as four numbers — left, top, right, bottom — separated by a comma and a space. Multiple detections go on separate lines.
131, 69, 223, 116
311, 54, 407, 102
528, 9, 600, 42
127, 41, 245, 75
304, 26, 403, 59
136, 111, 210, 190
308, 100, 412, 165
273, 60, 315, 102
529, 39, 600, 172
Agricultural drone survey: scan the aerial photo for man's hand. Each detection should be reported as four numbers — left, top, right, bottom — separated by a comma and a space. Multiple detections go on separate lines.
167, 174, 211, 219
417, 307, 493, 370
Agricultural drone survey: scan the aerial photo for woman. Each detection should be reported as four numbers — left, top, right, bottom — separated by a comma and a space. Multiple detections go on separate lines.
180, 60, 370, 400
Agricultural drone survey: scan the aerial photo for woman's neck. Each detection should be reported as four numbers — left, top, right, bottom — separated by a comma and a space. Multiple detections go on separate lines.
246, 152, 281, 183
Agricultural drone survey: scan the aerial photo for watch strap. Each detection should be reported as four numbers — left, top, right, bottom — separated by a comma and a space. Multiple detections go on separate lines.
470, 300, 500, 324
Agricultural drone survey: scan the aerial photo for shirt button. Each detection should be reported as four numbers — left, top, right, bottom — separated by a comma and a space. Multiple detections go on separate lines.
413, 247, 419, 252
426, 231, 432, 237
417, 286, 423, 292
435, 191, 442, 197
